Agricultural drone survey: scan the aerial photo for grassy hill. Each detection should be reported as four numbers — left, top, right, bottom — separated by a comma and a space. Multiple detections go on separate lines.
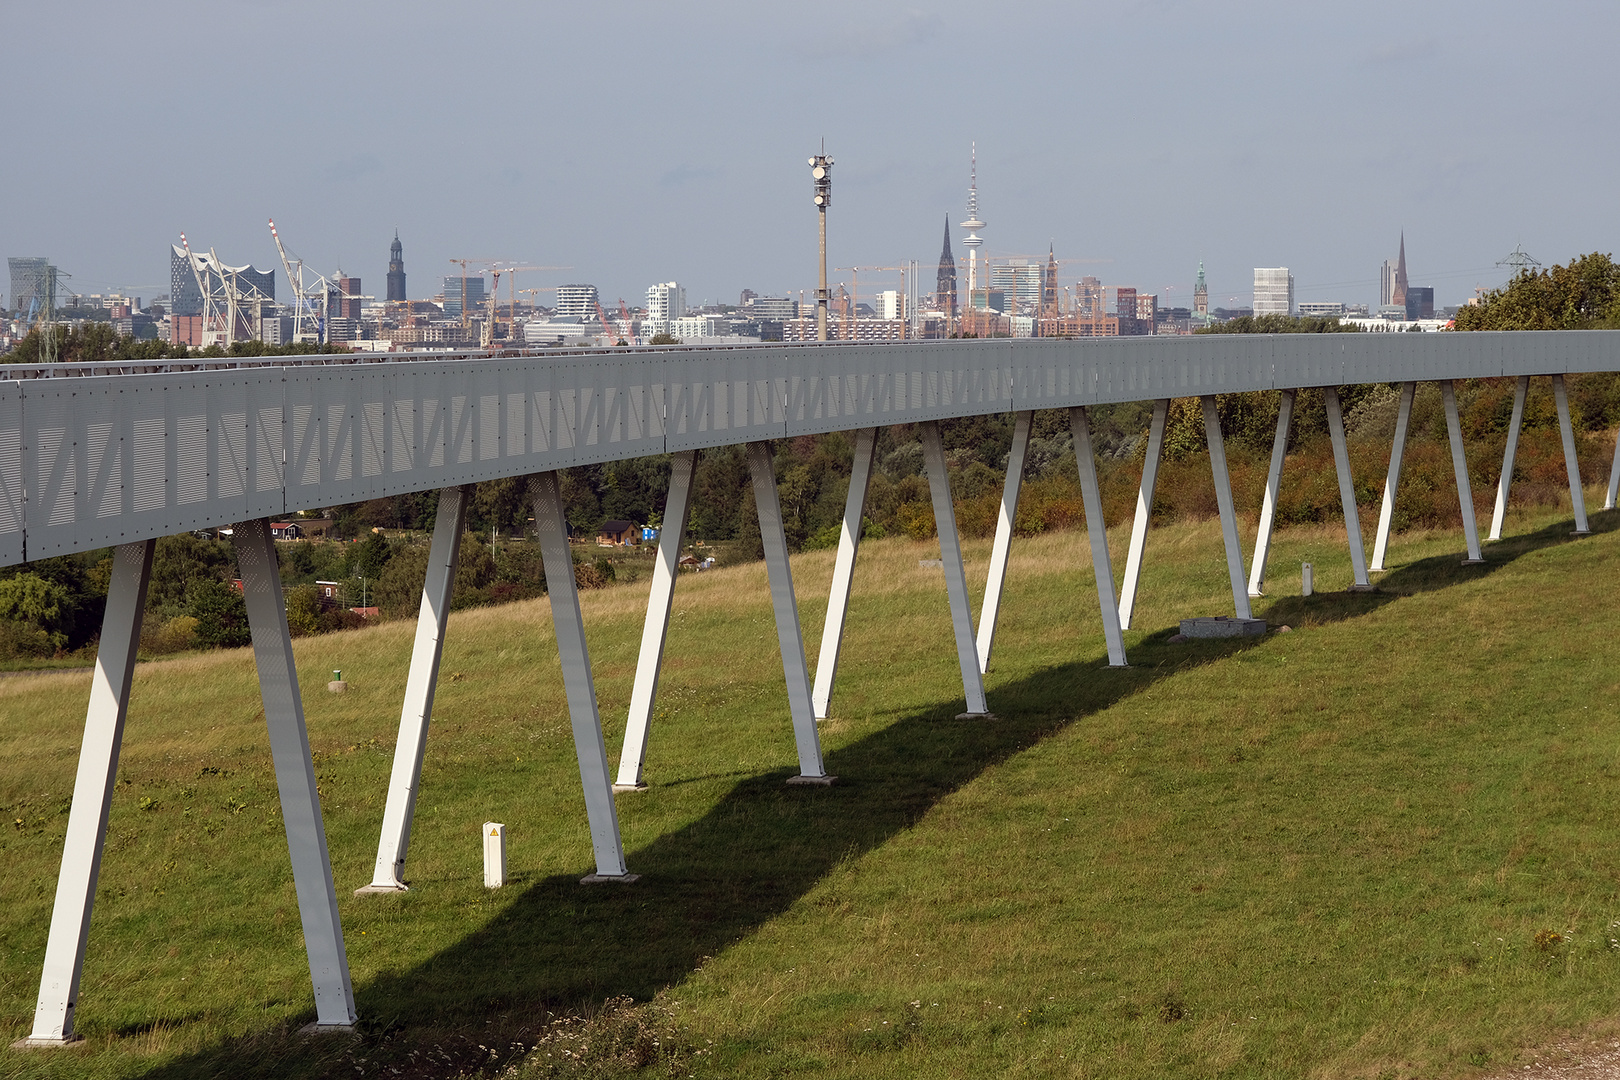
3, 495, 1619, 1079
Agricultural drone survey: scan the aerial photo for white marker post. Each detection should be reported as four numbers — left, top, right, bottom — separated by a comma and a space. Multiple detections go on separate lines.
483, 823, 506, 888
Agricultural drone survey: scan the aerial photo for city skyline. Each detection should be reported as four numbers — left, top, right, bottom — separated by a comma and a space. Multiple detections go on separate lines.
3, 1, 1613, 316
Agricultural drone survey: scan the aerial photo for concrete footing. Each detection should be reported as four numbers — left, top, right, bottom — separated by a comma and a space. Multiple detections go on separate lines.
298, 1023, 357, 1036
1180, 616, 1267, 639
12, 1035, 85, 1050
353, 883, 408, 895
955, 712, 998, 721
786, 774, 837, 786
611, 782, 648, 793
580, 873, 642, 885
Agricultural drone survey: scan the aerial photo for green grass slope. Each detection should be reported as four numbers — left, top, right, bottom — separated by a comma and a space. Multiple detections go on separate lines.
2, 497, 1618, 1079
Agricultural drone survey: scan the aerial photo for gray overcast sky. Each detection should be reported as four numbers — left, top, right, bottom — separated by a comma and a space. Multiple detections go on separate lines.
4, 0, 1615, 313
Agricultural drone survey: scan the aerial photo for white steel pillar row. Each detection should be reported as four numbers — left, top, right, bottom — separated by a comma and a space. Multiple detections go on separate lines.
920, 422, 993, 715
1552, 374, 1591, 534
1070, 407, 1128, 667
1489, 375, 1529, 541
974, 412, 1030, 672
529, 473, 633, 877
1324, 387, 1372, 588
1118, 399, 1168, 629
1370, 382, 1416, 572
813, 428, 877, 717
1439, 380, 1485, 563
616, 449, 699, 788
361, 485, 470, 893
21, 540, 153, 1047
1247, 389, 1295, 597
1606, 426, 1620, 512
746, 442, 833, 780
1202, 396, 1253, 620
233, 518, 356, 1030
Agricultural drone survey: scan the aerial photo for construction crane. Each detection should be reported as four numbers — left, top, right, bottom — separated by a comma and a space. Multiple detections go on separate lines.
593, 299, 620, 344
448, 258, 501, 334
618, 298, 637, 344
267, 219, 336, 343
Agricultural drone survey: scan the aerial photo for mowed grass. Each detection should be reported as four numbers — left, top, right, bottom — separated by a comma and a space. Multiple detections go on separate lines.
2, 493, 1619, 1078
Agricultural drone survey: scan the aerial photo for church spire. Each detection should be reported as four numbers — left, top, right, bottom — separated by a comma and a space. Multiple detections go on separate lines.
936, 213, 958, 317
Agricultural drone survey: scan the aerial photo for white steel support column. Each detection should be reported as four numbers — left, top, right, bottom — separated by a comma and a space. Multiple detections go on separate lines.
974, 412, 1029, 672
361, 485, 470, 892
1071, 407, 1128, 667
1606, 426, 1620, 511
813, 429, 876, 716
616, 449, 699, 788
1202, 396, 1253, 620
234, 518, 356, 1030
21, 540, 153, 1047
1370, 382, 1416, 572
529, 473, 633, 877
1440, 380, 1485, 563
920, 422, 992, 715
746, 442, 832, 780
1247, 389, 1295, 597
1489, 375, 1529, 541
1119, 399, 1168, 629
1553, 373, 1591, 534
1324, 386, 1372, 589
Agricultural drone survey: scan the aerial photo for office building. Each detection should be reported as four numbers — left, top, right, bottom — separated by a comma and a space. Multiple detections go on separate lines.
1253, 267, 1294, 316
1298, 301, 1346, 318
443, 275, 486, 319
555, 284, 600, 320
989, 261, 1042, 312
1405, 286, 1434, 321
333, 276, 362, 320
1076, 276, 1104, 319
386, 232, 406, 302
8, 257, 55, 318
749, 296, 796, 320
645, 282, 685, 335
1380, 259, 1399, 308
872, 290, 905, 321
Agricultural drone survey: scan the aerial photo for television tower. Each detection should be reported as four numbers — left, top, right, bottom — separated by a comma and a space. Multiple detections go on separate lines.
960, 144, 986, 303
809, 144, 833, 341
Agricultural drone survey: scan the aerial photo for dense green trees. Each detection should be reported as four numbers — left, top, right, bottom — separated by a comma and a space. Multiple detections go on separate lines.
1454, 253, 1620, 331
1196, 313, 1362, 335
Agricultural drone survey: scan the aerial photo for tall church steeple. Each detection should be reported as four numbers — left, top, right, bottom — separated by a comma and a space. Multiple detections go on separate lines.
1392, 231, 1408, 309
936, 214, 957, 317
386, 229, 407, 302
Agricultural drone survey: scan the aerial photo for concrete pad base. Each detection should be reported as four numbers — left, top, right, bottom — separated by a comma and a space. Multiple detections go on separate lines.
1180, 616, 1267, 639
298, 1023, 356, 1036
327, 681, 348, 694
786, 774, 837, 786
955, 712, 998, 720
580, 872, 641, 885
353, 883, 407, 895
12, 1035, 85, 1050
612, 782, 648, 793
1461, 558, 1486, 565
1348, 584, 1377, 593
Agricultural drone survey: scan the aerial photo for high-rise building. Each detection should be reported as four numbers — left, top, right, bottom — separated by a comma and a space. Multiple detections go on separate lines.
386, 232, 406, 302
935, 215, 957, 316
443, 274, 486, 319
989, 261, 1042, 312
333, 275, 362, 320
1405, 286, 1434, 321
1076, 276, 1104, 319
872, 290, 905, 320
1380, 259, 1399, 308
1042, 245, 1058, 314
556, 284, 600, 320
1253, 267, 1294, 316
1193, 262, 1209, 319
645, 282, 685, 335
8, 257, 54, 318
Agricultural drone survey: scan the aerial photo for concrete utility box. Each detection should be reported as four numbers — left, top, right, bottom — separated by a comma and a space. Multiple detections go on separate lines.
483, 822, 506, 888
1180, 616, 1267, 638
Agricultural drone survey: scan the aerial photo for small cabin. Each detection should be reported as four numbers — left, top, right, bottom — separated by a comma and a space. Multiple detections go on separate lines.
316, 581, 342, 608
269, 521, 304, 541
596, 520, 637, 547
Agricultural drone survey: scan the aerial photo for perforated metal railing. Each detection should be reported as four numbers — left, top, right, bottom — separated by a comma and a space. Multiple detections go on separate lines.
2, 331, 1617, 566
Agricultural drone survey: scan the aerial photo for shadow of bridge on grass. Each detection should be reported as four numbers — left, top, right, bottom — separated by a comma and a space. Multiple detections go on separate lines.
121, 509, 1615, 1078
125, 632, 1271, 1078
1255, 508, 1618, 630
